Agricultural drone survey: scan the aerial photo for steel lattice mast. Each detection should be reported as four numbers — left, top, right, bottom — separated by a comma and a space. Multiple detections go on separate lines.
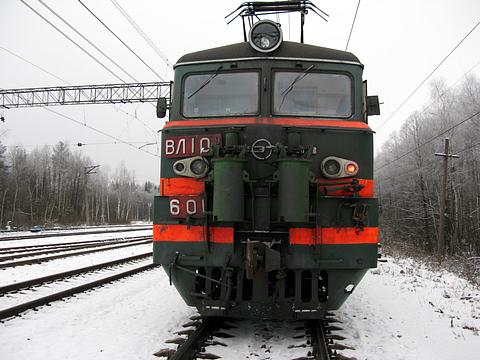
0, 82, 170, 108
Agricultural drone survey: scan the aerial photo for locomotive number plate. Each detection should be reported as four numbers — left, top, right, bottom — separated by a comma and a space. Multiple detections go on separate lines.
169, 196, 205, 218
164, 134, 222, 158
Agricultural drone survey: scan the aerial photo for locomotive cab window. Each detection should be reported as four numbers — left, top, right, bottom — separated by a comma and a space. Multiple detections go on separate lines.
182, 71, 259, 117
273, 71, 352, 117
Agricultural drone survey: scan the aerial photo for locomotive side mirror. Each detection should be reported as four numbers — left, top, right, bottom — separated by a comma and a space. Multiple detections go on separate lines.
156, 97, 168, 118
366, 95, 381, 116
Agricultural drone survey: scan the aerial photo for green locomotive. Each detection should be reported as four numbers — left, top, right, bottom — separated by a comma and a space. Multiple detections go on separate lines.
153, 1, 380, 320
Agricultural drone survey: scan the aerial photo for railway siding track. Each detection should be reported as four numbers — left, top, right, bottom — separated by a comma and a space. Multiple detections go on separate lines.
0, 236, 150, 260
0, 254, 156, 321
0, 252, 152, 294
0, 235, 150, 253
0, 226, 152, 241
0, 226, 151, 242
0, 237, 151, 268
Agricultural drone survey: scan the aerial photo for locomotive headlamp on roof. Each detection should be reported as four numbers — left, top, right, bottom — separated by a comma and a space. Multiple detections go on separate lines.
249, 20, 283, 53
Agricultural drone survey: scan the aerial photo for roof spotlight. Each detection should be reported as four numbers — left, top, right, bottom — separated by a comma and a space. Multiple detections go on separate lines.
249, 20, 283, 53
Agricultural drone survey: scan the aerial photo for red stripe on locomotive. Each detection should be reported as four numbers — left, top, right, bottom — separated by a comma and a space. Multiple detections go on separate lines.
163, 118, 371, 130
289, 227, 378, 245
153, 224, 234, 244
160, 177, 205, 196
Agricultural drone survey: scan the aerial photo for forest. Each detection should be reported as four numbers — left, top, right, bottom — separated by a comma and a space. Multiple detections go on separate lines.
0, 141, 157, 229
376, 74, 480, 260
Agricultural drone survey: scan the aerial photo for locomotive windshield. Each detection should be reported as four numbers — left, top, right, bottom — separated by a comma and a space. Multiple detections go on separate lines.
183, 72, 259, 117
273, 72, 352, 117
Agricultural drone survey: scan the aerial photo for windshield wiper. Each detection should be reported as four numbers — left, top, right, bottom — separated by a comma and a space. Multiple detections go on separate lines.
187, 65, 223, 99
278, 65, 315, 110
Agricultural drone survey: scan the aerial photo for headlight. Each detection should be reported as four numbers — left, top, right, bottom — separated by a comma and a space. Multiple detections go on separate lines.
173, 156, 209, 178
323, 159, 341, 177
321, 157, 359, 179
190, 158, 208, 177
249, 20, 283, 53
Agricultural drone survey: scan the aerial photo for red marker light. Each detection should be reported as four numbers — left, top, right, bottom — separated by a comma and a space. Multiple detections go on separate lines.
345, 162, 358, 175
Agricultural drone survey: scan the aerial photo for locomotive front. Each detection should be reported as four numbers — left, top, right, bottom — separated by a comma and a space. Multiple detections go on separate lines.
153, 20, 380, 320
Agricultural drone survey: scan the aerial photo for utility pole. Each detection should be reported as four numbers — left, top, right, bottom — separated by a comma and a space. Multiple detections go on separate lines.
434, 138, 459, 262
84, 165, 100, 226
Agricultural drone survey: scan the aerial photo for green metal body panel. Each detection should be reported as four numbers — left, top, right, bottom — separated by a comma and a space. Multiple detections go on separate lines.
212, 158, 246, 222
277, 159, 311, 223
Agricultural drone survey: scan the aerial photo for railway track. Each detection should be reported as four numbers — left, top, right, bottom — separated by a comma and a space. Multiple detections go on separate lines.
0, 236, 151, 254
0, 252, 155, 321
0, 226, 151, 242
0, 235, 150, 259
153, 314, 353, 360
0, 236, 151, 268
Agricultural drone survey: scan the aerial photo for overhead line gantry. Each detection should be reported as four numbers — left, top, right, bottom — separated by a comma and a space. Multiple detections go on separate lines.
0, 82, 170, 109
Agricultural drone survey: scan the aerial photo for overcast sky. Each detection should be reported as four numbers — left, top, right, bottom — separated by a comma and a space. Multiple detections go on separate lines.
1, 0, 480, 183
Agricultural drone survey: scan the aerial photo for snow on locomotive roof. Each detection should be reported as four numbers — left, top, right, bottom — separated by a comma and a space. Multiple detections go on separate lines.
175, 41, 363, 68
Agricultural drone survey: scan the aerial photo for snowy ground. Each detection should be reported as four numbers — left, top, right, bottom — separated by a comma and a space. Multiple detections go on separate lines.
0, 267, 193, 360
0, 256, 478, 359
337, 257, 480, 360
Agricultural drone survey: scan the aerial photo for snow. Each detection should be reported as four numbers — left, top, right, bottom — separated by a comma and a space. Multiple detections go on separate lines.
204, 320, 311, 359
0, 268, 193, 360
0, 254, 478, 359
337, 257, 480, 360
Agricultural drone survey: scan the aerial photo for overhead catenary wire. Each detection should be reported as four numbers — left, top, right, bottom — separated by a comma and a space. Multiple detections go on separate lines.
109, 0, 172, 68
5, 141, 152, 148
376, 18, 480, 132
375, 57, 480, 174
37, 0, 139, 83
34, 0, 158, 113
379, 139, 480, 184
404, 57, 480, 123
77, 0, 165, 81
456, 140, 480, 155
20, 0, 126, 83
376, 109, 480, 172
0, 45, 71, 85
345, 0, 360, 51
0, 44, 160, 147
378, 161, 437, 183
41, 106, 160, 158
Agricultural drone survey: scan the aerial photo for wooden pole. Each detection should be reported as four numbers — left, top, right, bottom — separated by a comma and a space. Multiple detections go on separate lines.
434, 138, 459, 262
84, 165, 100, 226
437, 139, 449, 261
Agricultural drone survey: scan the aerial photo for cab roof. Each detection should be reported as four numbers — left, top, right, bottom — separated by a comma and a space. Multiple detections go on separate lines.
176, 41, 362, 67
